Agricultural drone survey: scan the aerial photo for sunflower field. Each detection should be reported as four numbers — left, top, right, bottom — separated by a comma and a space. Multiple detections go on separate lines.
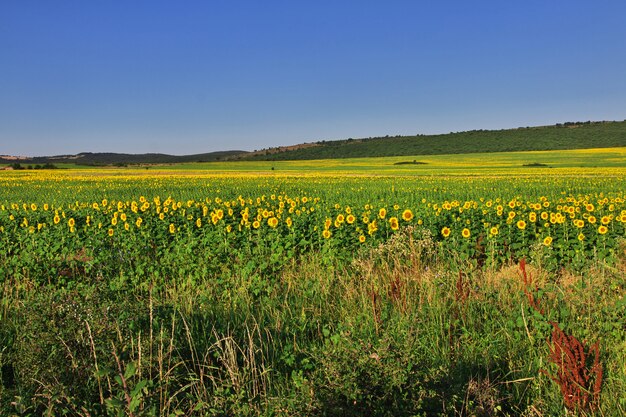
1, 168, 625, 415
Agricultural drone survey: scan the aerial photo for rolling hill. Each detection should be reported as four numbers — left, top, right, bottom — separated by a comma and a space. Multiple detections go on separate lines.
0, 150, 247, 166
240, 120, 626, 161
2, 120, 625, 166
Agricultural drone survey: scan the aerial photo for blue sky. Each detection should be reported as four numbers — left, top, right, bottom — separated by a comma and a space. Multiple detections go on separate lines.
1, 1, 625, 156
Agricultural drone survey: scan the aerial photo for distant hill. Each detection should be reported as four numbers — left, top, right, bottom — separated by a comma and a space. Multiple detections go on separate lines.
240, 120, 626, 161
0, 150, 247, 166
2, 120, 625, 166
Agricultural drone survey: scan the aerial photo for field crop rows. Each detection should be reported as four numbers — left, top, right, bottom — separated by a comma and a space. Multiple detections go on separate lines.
1, 171, 624, 275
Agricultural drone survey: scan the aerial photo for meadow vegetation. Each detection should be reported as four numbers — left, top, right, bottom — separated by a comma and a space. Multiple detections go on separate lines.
0, 160, 625, 416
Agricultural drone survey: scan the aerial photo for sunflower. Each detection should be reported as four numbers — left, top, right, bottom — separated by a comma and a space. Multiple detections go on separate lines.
490, 226, 498, 236
402, 209, 413, 221
577, 233, 585, 241
359, 235, 366, 243
196, 218, 202, 228
389, 217, 399, 231
286, 217, 293, 228
268, 217, 279, 228
53, 214, 61, 224
543, 236, 553, 246
441, 227, 451, 238
461, 228, 471, 238
378, 208, 387, 219
252, 220, 261, 229
68, 218, 75, 228
598, 225, 608, 235
600, 216, 610, 225
169, 223, 176, 234
346, 214, 356, 224
108, 228, 114, 236
516, 220, 526, 230
322, 229, 331, 239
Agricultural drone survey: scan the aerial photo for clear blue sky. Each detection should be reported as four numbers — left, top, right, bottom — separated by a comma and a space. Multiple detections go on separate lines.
2, 1, 625, 156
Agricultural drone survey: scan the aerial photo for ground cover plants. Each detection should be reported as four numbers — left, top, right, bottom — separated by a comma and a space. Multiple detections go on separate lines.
1, 166, 625, 416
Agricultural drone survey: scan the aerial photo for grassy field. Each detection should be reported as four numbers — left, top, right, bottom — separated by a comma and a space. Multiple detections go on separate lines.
7, 146, 621, 176
1, 153, 625, 416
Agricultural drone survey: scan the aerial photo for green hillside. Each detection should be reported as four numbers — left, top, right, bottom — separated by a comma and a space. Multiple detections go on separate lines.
0, 150, 246, 166
242, 120, 626, 161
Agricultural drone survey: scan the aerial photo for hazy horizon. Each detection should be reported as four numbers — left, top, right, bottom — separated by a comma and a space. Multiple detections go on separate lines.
2, 1, 626, 157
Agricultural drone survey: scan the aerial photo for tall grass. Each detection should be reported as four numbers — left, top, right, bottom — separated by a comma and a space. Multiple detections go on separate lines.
1, 227, 625, 416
